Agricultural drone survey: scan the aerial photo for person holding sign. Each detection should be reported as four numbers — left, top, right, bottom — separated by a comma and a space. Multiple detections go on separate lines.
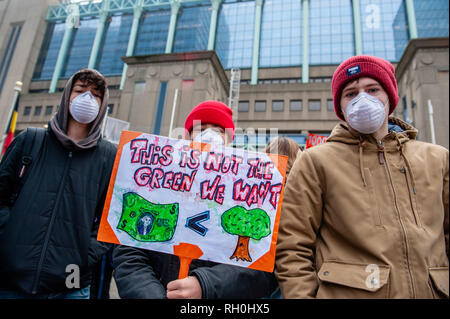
112, 101, 278, 299
275, 55, 449, 298
0, 69, 116, 299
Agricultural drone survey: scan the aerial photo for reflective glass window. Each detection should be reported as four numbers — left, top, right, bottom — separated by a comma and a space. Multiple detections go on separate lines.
414, 0, 449, 38
174, 5, 211, 53
327, 99, 334, 111
255, 100, 266, 112
135, 9, 171, 55
290, 100, 302, 111
259, 0, 301, 67
216, 1, 255, 69
98, 14, 133, 76
32, 22, 65, 80
238, 101, 249, 112
34, 106, 42, 116
360, 0, 409, 61
310, 0, 354, 65
45, 105, 53, 115
308, 100, 321, 111
23, 106, 31, 116
62, 18, 98, 78
272, 100, 284, 112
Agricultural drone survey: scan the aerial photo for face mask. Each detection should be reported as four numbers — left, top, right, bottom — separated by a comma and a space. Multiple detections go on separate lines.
345, 92, 387, 134
69, 91, 100, 124
194, 128, 224, 145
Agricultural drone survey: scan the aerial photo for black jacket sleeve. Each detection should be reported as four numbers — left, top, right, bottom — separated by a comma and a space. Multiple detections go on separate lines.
191, 264, 278, 299
0, 132, 25, 234
88, 140, 117, 268
112, 245, 167, 299
88, 187, 113, 269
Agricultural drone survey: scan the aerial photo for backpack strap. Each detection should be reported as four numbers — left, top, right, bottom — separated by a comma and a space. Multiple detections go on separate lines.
10, 127, 46, 205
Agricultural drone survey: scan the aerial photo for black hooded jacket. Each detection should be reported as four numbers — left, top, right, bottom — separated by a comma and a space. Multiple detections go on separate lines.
0, 70, 116, 294
112, 244, 278, 299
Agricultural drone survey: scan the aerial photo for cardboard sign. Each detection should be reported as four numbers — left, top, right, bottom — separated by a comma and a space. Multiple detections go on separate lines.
98, 131, 287, 273
306, 133, 328, 149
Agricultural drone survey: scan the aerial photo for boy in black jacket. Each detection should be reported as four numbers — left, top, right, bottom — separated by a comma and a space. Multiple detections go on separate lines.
0, 69, 116, 299
112, 101, 278, 299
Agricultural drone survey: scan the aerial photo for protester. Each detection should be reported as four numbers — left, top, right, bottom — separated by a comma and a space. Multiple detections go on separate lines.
275, 55, 449, 298
0, 69, 116, 299
265, 136, 302, 177
263, 136, 302, 299
112, 100, 278, 299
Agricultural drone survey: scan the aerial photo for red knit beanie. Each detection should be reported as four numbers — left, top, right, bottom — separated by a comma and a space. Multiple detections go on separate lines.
184, 100, 235, 140
331, 55, 399, 121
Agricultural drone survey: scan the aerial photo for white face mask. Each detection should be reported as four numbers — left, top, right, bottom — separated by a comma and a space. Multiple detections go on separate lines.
345, 92, 387, 134
69, 91, 100, 124
193, 128, 224, 145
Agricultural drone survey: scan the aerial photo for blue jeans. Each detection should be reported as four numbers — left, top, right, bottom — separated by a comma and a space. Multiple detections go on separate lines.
0, 286, 90, 299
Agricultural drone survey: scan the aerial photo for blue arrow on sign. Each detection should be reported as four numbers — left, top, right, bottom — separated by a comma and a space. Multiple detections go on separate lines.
186, 211, 210, 237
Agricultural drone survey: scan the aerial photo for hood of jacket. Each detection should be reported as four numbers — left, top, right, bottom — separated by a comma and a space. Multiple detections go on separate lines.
326, 116, 418, 147
50, 69, 109, 151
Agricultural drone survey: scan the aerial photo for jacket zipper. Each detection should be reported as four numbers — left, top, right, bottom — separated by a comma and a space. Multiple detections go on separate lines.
32, 151, 72, 294
379, 140, 416, 298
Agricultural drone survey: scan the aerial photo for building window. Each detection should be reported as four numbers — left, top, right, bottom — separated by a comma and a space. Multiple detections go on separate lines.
108, 104, 114, 115
215, 1, 255, 69
0, 23, 23, 93
272, 100, 284, 112
290, 100, 302, 111
308, 100, 321, 111
414, 0, 449, 38
173, 5, 211, 53
255, 101, 266, 112
45, 105, 53, 116
135, 10, 171, 55
23, 106, 31, 116
402, 96, 408, 122
97, 14, 133, 76
238, 101, 249, 112
153, 81, 168, 135
32, 22, 65, 80
34, 106, 42, 116
327, 99, 334, 111
360, 0, 409, 61
259, 0, 302, 67
309, 0, 354, 65
62, 18, 98, 78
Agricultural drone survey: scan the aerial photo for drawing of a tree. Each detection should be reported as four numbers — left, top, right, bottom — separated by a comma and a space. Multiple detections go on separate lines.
221, 206, 271, 262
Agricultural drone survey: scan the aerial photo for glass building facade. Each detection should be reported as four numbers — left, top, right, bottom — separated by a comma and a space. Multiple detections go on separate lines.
97, 14, 133, 76
309, 0, 354, 65
33, 0, 449, 81
215, 1, 255, 69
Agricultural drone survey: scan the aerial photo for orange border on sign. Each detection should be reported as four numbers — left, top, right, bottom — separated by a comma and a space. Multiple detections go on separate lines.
97, 130, 142, 244
97, 133, 288, 273
248, 153, 288, 273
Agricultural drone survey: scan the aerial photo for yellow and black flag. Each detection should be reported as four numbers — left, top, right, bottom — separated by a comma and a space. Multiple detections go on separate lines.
1, 92, 19, 156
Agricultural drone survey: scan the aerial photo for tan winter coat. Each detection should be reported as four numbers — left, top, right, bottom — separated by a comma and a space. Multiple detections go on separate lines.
275, 117, 449, 299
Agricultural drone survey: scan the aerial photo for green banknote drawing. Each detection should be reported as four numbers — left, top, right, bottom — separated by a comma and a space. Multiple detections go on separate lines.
117, 192, 179, 242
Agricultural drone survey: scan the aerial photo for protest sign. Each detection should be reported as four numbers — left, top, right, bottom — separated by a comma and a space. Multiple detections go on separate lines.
306, 132, 328, 149
98, 131, 287, 274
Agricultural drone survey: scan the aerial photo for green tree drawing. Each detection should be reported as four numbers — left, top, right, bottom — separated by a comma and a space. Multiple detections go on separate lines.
221, 206, 271, 262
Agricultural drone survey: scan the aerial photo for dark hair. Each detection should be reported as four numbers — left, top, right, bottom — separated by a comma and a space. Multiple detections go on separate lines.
71, 69, 107, 100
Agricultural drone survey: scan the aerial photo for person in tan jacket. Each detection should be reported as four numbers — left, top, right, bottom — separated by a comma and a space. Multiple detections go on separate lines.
275, 55, 449, 299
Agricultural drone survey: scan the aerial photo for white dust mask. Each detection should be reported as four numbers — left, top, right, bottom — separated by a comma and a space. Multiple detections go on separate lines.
345, 92, 387, 134
194, 128, 224, 145
69, 91, 100, 124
